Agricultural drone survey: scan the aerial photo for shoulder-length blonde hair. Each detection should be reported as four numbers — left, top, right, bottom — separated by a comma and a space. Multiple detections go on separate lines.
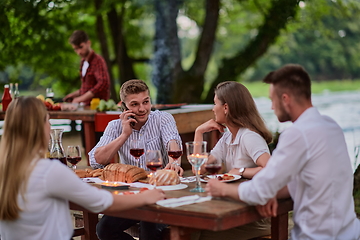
0, 97, 48, 221
215, 81, 272, 144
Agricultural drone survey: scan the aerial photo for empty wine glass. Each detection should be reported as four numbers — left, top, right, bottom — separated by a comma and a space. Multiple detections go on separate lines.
185, 141, 208, 192
130, 139, 145, 167
145, 150, 163, 186
66, 145, 82, 170
204, 158, 222, 179
167, 139, 183, 166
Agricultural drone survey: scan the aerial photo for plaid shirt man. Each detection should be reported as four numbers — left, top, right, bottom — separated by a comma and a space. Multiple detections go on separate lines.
79, 51, 110, 105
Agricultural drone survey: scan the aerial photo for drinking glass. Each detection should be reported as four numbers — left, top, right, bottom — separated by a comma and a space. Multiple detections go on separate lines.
46, 88, 54, 99
185, 141, 208, 192
204, 158, 222, 179
145, 150, 163, 186
167, 139, 183, 166
66, 145, 82, 170
130, 139, 145, 167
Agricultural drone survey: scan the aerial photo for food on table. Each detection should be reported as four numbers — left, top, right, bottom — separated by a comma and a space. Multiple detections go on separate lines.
36, 94, 61, 111
149, 169, 180, 186
102, 163, 147, 183
97, 99, 118, 112
60, 103, 78, 111
75, 168, 103, 178
217, 173, 235, 181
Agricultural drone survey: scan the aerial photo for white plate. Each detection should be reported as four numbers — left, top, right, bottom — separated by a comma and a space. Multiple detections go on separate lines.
155, 183, 188, 191
200, 174, 241, 183
82, 177, 105, 184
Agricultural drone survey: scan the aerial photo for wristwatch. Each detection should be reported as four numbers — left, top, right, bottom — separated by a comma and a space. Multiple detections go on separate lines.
238, 167, 245, 177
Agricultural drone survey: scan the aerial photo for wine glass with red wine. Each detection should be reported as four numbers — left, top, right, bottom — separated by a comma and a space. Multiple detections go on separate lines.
204, 158, 222, 179
66, 145, 82, 170
130, 139, 145, 167
167, 139, 183, 166
145, 150, 163, 186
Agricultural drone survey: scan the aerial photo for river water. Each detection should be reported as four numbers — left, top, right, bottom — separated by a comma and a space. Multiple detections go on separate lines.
255, 90, 360, 172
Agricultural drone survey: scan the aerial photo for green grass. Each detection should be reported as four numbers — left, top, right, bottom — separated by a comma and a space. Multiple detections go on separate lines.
242, 79, 360, 98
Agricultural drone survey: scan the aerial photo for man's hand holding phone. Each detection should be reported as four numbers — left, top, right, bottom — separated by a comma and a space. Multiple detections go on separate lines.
120, 102, 136, 128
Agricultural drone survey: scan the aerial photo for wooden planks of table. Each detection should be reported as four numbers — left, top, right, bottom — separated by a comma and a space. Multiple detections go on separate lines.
70, 181, 293, 240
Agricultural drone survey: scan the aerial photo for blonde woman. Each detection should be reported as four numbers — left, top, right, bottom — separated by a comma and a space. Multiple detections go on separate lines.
192, 81, 272, 240
0, 97, 164, 240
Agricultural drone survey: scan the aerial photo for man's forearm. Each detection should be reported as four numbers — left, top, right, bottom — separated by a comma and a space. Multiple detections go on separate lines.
73, 91, 94, 103
94, 134, 128, 165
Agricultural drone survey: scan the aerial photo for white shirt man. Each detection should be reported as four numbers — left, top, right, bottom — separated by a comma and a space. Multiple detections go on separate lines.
206, 64, 360, 240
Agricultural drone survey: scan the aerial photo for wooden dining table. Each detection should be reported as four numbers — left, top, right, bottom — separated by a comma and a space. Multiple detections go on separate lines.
70, 179, 293, 240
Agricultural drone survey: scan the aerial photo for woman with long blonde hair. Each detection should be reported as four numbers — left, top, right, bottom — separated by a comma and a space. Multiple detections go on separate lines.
192, 81, 272, 240
0, 97, 164, 240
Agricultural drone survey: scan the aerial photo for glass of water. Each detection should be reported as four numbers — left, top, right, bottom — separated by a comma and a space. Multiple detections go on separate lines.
185, 141, 208, 192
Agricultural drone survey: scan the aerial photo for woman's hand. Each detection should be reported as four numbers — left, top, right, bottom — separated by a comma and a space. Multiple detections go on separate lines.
140, 189, 166, 204
164, 163, 184, 176
196, 119, 226, 134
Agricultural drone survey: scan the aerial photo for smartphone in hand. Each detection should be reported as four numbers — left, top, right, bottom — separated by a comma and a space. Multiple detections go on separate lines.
121, 102, 135, 126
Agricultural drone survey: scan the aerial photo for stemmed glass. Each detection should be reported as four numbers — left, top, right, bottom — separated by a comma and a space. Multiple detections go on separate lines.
185, 141, 208, 192
204, 158, 222, 179
66, 145, 82, 170
145, 150, 163, 186
130, 139, 145, 167
167, 139, 183, 166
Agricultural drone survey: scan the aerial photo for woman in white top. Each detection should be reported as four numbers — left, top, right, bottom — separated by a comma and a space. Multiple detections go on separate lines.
192, 81, 272, 240
195, 81, 272, 178
0, 97, 165, 240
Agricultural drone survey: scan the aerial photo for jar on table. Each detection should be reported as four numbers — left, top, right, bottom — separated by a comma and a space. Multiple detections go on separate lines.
90, 98, 100, 110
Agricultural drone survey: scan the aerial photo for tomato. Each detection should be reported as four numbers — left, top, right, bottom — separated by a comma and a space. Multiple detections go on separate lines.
139, 188, 149, 193
123, 191, 135, 195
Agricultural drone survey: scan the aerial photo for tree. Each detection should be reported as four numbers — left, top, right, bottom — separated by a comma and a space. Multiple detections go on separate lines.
4, 0, 358, 104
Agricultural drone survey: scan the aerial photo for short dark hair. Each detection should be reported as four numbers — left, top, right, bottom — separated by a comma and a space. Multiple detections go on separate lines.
69, 30, 89, 46
263, 64, 311, 100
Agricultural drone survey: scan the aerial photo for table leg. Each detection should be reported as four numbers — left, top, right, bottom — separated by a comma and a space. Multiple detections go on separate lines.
83, 121, 96, 165
82, 211, 99, 240
170, 226, 196, 240
271, 212, 289, 240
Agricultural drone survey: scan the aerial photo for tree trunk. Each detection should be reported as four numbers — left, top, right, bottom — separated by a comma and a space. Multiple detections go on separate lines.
204, 0, 300, 103
172, 0, 220, 103
107, 4, 137, 87
94, 0, 118, 102
152, 0, 183, 104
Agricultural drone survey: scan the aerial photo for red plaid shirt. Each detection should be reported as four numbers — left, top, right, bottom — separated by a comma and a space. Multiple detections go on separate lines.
79, 51, 110, 105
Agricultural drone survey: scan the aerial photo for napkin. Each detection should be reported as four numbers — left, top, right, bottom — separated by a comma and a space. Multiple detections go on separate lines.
180, 176, 197, 183
156, 195, 212, 208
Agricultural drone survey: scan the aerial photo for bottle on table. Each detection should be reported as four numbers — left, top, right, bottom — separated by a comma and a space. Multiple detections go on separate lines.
9, 83, 14, 99
14, 83, 20, 99
2, 84, 13, 111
